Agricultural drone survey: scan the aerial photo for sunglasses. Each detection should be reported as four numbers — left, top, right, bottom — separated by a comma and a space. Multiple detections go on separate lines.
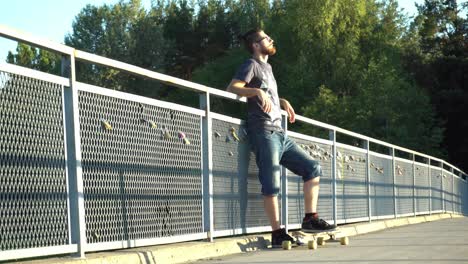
256, 36, 273, 43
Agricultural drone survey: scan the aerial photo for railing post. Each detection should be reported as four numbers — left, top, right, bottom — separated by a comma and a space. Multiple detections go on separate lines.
451, 167, 454, 214
440, 162, 445, 213
413, 154, 416, 217
329, 130, 337, 225
281, 115, 288, 232
465, 174, 467, 215
61, 54, 87, 258
391, 148, 397, 218
428, 158, 432, 215
363, 140, 371, 222
200, 92, 214, 242
466, 174, 468, 215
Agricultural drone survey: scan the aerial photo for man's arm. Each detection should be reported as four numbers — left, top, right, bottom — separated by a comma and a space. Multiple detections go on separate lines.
226, 79, 272, 113
226, 79, 259, 97
279, 98, 296, 123
279, 98, 289, 109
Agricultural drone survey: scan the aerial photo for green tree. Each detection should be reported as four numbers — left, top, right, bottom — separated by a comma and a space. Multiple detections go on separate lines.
64, 0, 167, 96
161, 0, 266, 107
4, 0, 459, 168
403, 0, 468, 170
6, 43, 61, 75
192, 0, 445, 157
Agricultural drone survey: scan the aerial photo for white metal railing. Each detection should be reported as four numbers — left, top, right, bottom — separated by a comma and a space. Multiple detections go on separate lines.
0, 24, 467, 261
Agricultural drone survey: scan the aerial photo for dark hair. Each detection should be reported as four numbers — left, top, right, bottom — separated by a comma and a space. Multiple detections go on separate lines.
238, 29, 263, 54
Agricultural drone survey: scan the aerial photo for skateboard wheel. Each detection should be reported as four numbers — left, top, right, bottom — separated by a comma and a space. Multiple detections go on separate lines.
340, 237, 349, 245
317, 237, 326, 246
308, 240, 318, 250
282, 241, 292, 250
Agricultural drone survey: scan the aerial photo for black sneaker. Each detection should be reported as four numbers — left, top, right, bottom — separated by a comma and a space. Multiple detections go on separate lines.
271, 228, 295, 248
301, 217, 336, 232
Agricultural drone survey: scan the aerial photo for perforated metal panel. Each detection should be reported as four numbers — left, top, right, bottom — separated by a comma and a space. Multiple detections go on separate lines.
431, 167, 443, 211
463, 181, 466, 215
211, 119, 270, 232
442, 170, 453, 212
395, 160, 414, 215
0, 71, 69, 251
459, 178, 465, 214
453, 177, 462, 214
287, 138, 333, 225
331, 147, 367, 221
78, 90, 203, 244
414, 164, 430, 213
369, 155, 394, 217
460, 179, 466, 215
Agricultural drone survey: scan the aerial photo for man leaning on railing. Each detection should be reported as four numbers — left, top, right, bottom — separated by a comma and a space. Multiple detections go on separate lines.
226, 28, 336, 248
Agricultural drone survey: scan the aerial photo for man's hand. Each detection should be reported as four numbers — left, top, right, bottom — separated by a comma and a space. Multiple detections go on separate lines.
226, 80, 273, 113
257, 89, 272, 113
280, 99, 295, 123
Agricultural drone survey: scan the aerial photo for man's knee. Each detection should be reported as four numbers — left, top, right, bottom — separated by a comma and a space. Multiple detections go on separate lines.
262, 182, 281, 196
305, 176, 320, 185
303, 160, 322, 182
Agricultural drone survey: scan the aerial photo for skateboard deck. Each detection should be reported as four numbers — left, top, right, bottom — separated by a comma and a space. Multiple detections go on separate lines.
281, 229, 349, 250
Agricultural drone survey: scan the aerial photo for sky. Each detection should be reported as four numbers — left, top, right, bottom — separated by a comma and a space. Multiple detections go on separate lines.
0, 0, 456, 62
0, 0, 152, 61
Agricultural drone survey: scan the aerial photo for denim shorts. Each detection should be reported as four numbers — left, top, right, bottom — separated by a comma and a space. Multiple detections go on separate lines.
248, 129, 322, 196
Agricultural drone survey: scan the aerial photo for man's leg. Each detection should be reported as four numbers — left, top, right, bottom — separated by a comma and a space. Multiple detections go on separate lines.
304, 176, 320, 214
264, 195, 280, 230
264, 193, 295, 247
280, 137, 322, 215
280, 136, 335, 230
248, 130, 295, 246
247, 130, 282, 230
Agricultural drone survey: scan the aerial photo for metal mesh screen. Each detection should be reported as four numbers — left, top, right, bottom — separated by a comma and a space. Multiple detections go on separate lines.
78, 90, 203, 244
460, 181, 468, 215
0, 71, 69, 251
415, 164, 430, 213
369, 155, 394, 217
211, 119, 270, 231
431, 168, 443, 211
460, 179, 466, 214
336, 147, 367, 221
395, 160, 414, 215
453, 178, 462, 214
442, 170, 453, 212
287, 137, 333, 225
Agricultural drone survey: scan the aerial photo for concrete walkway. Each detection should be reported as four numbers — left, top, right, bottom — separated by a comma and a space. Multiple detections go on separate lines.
11, 214, 466, 264
192, 217, 468, 264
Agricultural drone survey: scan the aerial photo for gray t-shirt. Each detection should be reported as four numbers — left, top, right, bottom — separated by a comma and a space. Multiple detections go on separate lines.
234, 58, 282, 131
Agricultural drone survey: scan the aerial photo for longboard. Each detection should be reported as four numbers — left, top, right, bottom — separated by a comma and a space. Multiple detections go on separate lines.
280, 229, 349, 250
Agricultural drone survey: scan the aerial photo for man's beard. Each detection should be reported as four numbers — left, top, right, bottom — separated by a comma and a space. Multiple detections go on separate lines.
261, 44, 276, 56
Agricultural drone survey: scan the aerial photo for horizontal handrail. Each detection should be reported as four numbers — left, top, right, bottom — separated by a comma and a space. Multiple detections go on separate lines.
75, 81, 206, 117
74, 50, 209, 93
0, 24, 74, 55
209, 88, 247, 102
0, 62, 69, 86
294, 116, 433, 160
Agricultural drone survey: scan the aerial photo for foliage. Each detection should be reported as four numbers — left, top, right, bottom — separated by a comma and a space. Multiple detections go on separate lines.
6, 43, 61, 74
5, 0, 467, 171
